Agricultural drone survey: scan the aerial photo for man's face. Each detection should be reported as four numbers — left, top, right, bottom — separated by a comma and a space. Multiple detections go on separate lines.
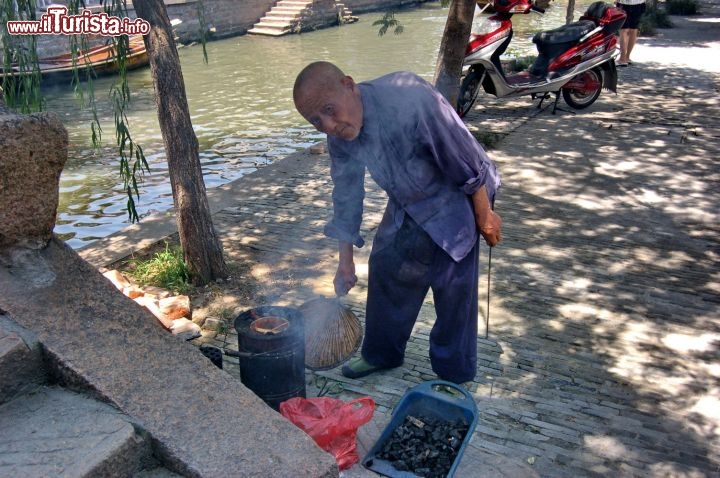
295, 76, 364, 141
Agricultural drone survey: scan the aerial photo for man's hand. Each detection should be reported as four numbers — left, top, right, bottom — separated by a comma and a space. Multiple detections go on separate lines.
334, 241, 357, 296
472, 185, 502, 247
478, 210, 502, 247
334, 261, 357, 296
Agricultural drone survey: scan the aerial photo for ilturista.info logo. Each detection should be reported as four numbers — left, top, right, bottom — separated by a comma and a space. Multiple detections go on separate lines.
7, 6, 150, 36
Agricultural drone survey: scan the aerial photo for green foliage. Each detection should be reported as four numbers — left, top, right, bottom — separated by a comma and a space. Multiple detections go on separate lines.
505, 55, 537, 72
639, 6, 673, 35
101, 0, 150, 223
129, 243, 192, 293
208, 306, 235, 334
374, 0, 451, 36
210, 306, 236, 321
373, 12, 404, 36
666, 0, 698, 15
216, 319, 229, 335
515, 56, 537, 71
67, 1, 105, 151
1, 0, 43, 112
197, 0, 209, 63
2, 0, 149, 223
472, 131, 504, 150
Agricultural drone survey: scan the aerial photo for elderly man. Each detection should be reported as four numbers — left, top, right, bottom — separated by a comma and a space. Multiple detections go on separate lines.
293, 61, 502, 384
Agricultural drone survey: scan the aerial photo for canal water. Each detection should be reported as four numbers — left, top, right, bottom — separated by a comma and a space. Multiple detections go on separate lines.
47, 0, 596, 249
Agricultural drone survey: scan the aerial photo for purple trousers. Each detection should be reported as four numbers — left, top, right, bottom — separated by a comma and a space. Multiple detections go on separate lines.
362, 215, 481, 383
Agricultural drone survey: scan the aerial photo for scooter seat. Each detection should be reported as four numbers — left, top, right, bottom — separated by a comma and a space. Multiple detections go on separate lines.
532, 20, 596, 46
529, 19, 597, 77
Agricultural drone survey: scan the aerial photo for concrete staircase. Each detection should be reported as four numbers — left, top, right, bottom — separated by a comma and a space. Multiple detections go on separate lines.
0, 316, 180, 478
249, 0, 355, 36
0, 315, 179, 478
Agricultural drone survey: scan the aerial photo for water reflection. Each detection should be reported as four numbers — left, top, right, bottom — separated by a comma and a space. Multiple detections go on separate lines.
49, 1, 594, 249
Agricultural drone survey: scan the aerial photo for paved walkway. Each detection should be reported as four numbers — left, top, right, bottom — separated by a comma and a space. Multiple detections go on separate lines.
80, 4, 720, 477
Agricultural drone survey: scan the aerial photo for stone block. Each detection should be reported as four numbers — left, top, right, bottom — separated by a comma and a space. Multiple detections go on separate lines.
103, 269, 134, 291
0, 112, 67, 249
0, 315, 45, 405
201, 317, 223, 331
159, 295, 191, 320
169, 317, 202, 340
0, 386, 151, 477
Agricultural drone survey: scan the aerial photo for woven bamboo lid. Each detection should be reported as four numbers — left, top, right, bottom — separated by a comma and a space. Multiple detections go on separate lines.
299, 296, 363, 371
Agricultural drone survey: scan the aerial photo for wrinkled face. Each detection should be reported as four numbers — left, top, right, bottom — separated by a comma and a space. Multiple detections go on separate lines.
295, 76, 364, 141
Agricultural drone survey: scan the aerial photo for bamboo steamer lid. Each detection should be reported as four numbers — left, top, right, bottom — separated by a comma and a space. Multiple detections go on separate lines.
299, 296, 363, 371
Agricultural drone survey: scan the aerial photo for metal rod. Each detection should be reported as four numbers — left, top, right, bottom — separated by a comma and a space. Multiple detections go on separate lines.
485, 246, 492, 339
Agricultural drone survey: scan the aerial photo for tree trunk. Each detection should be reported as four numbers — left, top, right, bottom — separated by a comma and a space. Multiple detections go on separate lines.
566, 0, 577, 24
433, 0, 477, 106
133, 0, 228, 285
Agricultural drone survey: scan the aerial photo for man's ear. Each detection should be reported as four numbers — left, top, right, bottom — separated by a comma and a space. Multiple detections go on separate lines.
340, 75, 356, 90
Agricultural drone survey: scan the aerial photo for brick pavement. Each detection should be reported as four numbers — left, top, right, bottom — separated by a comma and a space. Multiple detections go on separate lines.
79, 4, 720, 476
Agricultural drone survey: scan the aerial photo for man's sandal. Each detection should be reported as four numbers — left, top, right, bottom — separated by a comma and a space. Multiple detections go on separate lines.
341, 357, 389, 379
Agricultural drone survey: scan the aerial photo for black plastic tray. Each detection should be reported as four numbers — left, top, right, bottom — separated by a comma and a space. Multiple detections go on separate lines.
362, 380, 478, 477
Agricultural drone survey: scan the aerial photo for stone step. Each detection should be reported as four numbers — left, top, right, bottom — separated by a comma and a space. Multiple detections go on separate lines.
265, 11, 302, 20
276, 0, 314, 7
255, 19, 296, 28
247, 26, 292, 36
270, 6, 307, 14
0, 386, 153, 477
249, 0, 351, 37
0, 315, 45, 406
136, 467, 186, 478
0, 316, 182, 476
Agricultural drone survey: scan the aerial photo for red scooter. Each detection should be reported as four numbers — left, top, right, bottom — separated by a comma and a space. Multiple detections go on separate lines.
457, 0, 627, 117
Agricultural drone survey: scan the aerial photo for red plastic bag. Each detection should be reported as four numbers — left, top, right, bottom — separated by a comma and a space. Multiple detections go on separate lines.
280, 396, 375, 470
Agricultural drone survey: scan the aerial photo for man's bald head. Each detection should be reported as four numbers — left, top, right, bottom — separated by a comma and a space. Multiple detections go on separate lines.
293, 61, 347, 106
293, 61, 364, 141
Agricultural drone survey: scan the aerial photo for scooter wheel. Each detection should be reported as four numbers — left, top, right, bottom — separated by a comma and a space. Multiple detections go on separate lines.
562, 69, 603, 109
457, 70, 482, 118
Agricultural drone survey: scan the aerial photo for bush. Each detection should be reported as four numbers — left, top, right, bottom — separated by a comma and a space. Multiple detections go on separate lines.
473, 131, 505, 149
129, 243, 192, 293
666, 0, 698, 14
639, 6, 673, 35
514, 55, 538, 72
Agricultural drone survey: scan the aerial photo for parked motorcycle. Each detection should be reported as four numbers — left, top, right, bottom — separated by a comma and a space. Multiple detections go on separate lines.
457, 0, 627, 117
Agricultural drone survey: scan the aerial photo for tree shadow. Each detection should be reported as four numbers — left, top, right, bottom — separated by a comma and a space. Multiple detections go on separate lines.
466, 58, 719, 474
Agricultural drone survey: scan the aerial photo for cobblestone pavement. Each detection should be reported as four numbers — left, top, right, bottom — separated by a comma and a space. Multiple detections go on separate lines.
81, 4, 719, 477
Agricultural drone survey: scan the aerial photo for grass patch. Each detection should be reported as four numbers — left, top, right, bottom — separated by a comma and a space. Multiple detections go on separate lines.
513, 55, 538, 72
473, 131, 505, 149
501, 55, 538, 73
209, 306, 237, 321
209, 306, 236, 334
128, 242, 192, 293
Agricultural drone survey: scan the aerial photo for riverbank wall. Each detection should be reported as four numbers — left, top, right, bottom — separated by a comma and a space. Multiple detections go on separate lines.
175, 0, 434, 42
174, 0, 434, 41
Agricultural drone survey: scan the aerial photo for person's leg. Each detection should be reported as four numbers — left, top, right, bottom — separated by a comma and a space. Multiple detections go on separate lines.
427, 240, 481, 384
354, 216, 434, 370
618, 27, 631, 65
618, 2, 645, 65
624, 28, 640, 62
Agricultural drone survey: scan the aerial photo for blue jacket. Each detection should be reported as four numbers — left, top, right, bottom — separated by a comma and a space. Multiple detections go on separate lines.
325, 71, 500, 262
